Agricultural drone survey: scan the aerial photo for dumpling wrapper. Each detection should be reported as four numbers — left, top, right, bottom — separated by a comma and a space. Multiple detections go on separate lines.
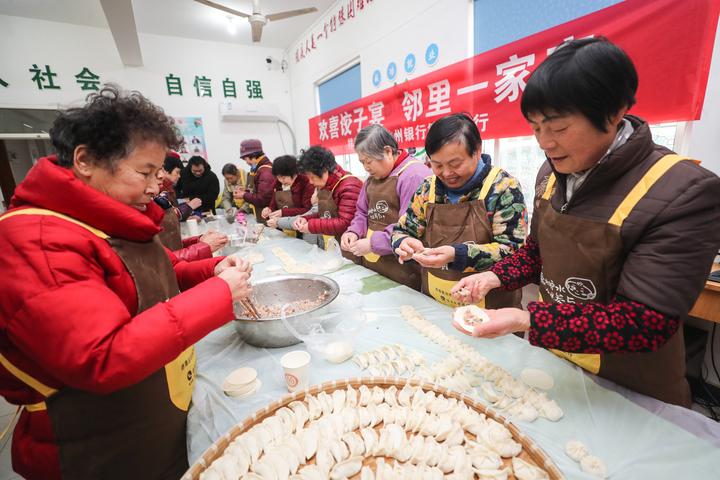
452, 305, 490, 334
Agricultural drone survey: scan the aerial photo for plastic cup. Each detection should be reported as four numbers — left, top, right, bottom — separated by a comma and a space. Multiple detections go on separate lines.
280, 350, 311, 392
187, 218, 199, 236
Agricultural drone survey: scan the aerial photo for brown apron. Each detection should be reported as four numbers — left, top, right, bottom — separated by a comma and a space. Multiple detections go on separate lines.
361, 161, 422, 290
247, 163, 272, 222
421, 168, 522, 309
537, 154, 691, 407
317, 174, 361, 264
158, 189, 183, 250
273, 189, 298, 238
0, 208, 196, 478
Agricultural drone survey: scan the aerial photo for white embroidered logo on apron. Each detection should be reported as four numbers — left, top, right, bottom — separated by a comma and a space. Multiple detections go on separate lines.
564, 277, 597, 301
368, 200, 390, 220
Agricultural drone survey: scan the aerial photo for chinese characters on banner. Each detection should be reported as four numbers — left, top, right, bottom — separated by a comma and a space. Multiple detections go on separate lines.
294, 0, 375, 63
165, 74, 264, 99
173, 117, 208, 163
309, 0, 720, 154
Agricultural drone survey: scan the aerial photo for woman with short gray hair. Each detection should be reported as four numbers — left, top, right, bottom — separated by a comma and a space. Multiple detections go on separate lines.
341, 124, 431, 290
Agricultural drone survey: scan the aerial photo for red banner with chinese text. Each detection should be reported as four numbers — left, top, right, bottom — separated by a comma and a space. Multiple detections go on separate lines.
309, 0, 720, 154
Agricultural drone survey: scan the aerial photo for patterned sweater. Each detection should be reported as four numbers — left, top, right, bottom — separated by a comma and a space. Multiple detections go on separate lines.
391, 164, 527, 272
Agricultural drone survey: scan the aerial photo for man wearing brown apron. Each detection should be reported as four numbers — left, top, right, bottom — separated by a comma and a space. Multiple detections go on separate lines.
394, 114, 527, 308
453, 38, 720, 407
342, 125, 431, 290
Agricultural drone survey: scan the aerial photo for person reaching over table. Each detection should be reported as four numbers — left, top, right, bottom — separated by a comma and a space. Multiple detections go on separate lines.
392, 113, 527, 308
0, 86, 253, 479
451, 38, 720, 407
342, 124, 431, 290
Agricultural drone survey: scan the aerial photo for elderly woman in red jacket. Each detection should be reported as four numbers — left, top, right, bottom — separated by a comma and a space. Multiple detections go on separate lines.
0, 86, 253, 480
293, 146, 362, 254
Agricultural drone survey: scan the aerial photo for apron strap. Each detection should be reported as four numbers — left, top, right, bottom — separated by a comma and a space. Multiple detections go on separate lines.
0, 207, 109, 239
396, 160, 422, 176
330, 174, 356, 193
0, 208, 109, 409
542, 174, 557, 200
479, 166, 502, 200
608, 154, 692, 227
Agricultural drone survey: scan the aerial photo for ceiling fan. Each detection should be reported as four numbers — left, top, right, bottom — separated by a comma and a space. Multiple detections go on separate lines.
195, 0, 319, 42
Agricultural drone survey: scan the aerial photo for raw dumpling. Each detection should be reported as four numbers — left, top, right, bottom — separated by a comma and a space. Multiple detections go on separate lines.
539, 400, 564, 421
329, 456, 363, 479
580, 455, 608, 478
511, 457, 549, 480
520, 368, 554, 391
565, 440, 589, 462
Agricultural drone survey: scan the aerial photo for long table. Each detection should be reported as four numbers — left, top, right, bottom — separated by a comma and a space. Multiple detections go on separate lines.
185, 225, 720, 479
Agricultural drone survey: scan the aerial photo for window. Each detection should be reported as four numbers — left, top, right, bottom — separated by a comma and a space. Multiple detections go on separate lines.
317, 64, 362, 114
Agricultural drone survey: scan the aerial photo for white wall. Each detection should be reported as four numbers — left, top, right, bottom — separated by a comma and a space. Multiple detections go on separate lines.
684, 21, 720, 175
0, 14, 295, 175
286, 0, 472, 152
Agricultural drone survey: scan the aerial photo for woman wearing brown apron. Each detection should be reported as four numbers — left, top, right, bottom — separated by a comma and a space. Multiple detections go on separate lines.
0, 87, 254, 479
453, 38, 720, 407
341, 125, 431, 290
393, 113, 527, 308
293, 146, 363, 262
260, 155, 314, 237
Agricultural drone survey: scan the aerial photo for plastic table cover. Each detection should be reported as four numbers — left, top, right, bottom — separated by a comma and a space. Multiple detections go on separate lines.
186, 232, 720, 479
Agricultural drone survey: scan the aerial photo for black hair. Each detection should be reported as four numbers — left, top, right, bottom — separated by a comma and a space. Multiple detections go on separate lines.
297, 146, 337, 177
425, 113, 481, 158
222, 163, 239, 176
188, 155, 207, 168
272, 155, 299, 177
163, 154, 183, 174
520, 37, 638, 133
50, 84, 182, 169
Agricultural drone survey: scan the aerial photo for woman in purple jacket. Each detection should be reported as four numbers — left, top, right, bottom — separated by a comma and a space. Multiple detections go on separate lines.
341, 124, 430, 290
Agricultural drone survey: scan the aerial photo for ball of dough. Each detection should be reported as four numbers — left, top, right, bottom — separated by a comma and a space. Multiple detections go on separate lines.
326, 341, 354, 363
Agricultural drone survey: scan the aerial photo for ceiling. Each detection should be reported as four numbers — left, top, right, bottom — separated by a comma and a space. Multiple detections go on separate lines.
0, 0, 336, 48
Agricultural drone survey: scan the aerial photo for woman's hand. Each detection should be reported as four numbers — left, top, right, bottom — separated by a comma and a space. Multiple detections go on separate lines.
214, 255, 252, 276
341, 232, 359, 251
394, 237, 424, 264
188, 198, 202, 210
293, 217, 310, 234
218, 267, 253, 301
199, 230, 228, 252
412, 246, 455, 268
266, 217, 279, 228
453, 308, 530, 338
349, 238, 372, 257
260, 207, 272, 219
450, 271, 502, 303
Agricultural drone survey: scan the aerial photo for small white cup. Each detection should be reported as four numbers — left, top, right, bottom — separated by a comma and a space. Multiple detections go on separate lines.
280, 350, 311, 392
187, 218, 199, 236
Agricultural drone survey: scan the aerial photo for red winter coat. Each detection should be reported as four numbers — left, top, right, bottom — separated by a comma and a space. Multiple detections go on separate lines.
268, 174, 314, 216
243, 157, 275, 211
306, 165, 363, 236
0, 157, 234, 480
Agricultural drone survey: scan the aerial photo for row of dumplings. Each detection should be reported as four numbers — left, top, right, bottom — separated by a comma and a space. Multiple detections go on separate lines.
200, 384, 551, 480
400, 306, 564, 423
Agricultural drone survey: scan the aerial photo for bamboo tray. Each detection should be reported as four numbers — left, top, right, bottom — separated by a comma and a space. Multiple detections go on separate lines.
183, 376, 563, 479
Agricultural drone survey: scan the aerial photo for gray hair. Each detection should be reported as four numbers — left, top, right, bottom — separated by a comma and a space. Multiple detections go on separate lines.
354, 124, 398, 160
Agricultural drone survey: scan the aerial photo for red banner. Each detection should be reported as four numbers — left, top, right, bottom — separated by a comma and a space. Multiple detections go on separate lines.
309, 0, 720, 154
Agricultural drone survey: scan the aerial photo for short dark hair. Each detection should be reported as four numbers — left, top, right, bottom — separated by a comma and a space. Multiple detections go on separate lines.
188, 155, 207, 168
222, 163, 239, 176
272, 155, 298, 177
425, 113, 481, 158
50, 85, 182, 169
297, 146, 337, 177
520, 37, 638, 133
163, 154, 183, 173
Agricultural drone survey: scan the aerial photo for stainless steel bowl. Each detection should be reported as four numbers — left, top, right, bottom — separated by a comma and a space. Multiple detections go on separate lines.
233, 274, 340, 348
